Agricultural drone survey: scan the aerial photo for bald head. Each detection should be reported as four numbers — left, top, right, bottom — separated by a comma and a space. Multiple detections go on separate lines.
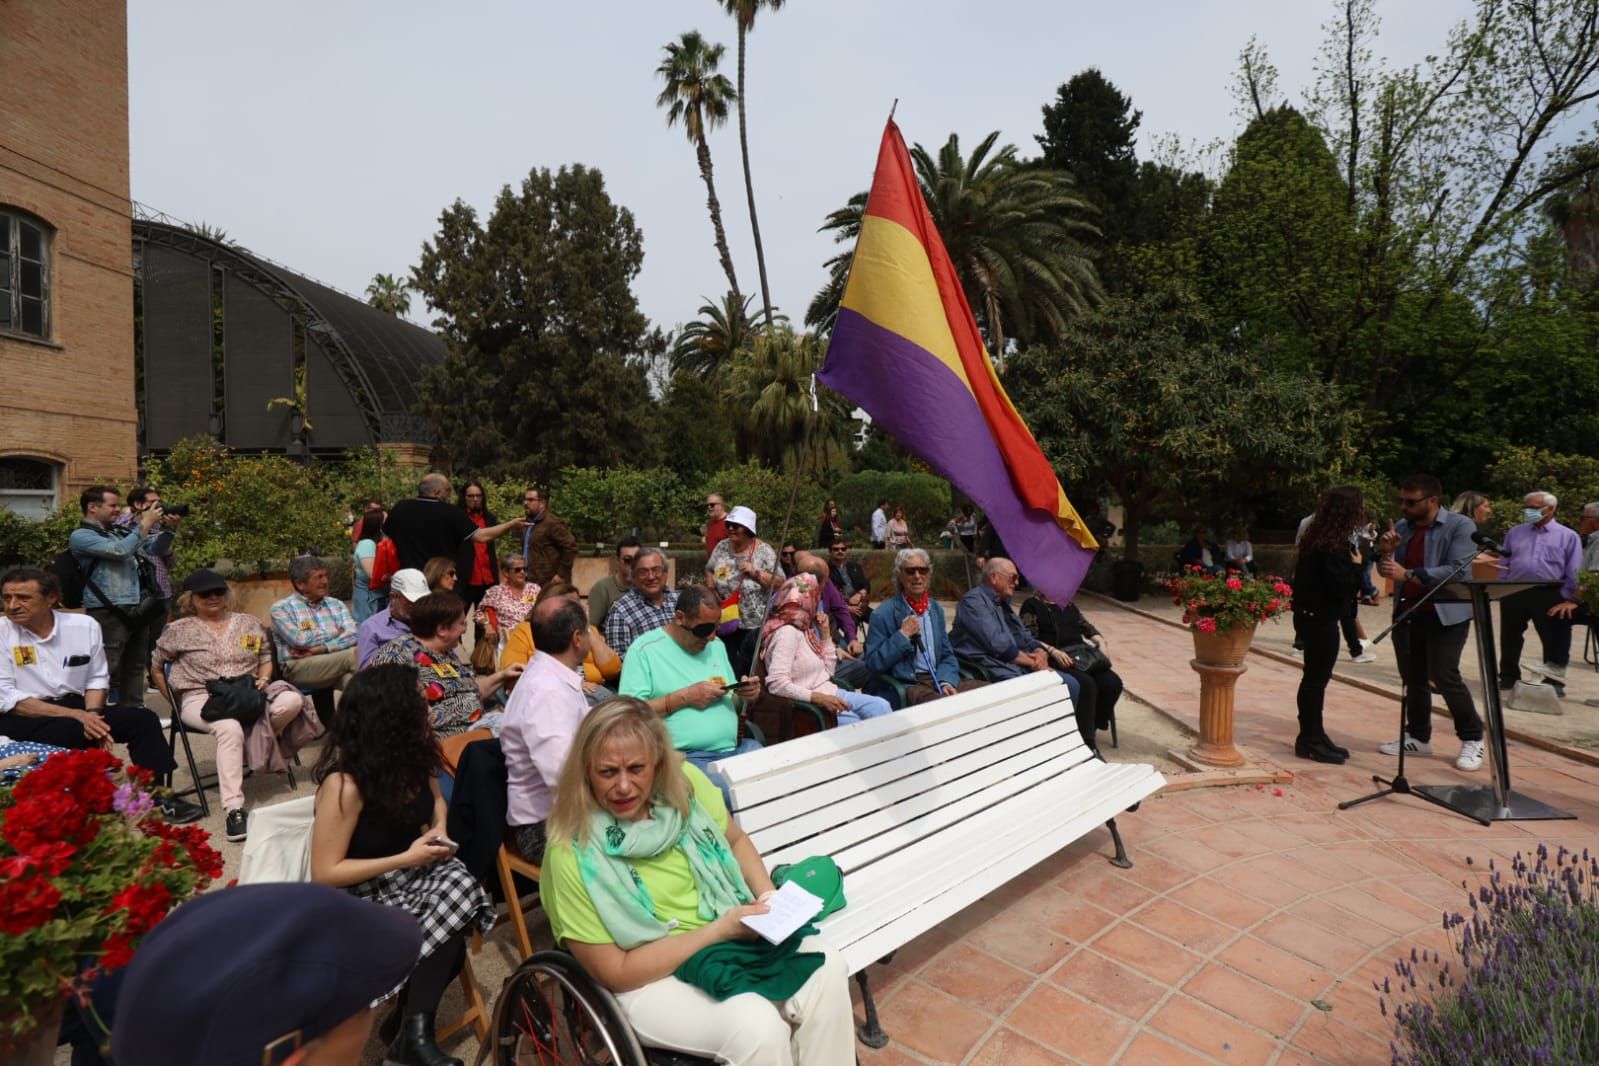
792, 550, 829, 581
418, 473, 450, 499
530, 595, 588, 662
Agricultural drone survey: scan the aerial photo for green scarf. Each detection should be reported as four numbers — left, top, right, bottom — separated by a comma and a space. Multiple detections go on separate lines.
574, 796, 753, 950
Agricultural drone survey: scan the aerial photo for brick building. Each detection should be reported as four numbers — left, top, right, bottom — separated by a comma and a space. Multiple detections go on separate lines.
0, 0, 137, 516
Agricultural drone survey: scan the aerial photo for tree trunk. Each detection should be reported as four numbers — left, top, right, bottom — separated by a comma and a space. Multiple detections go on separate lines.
735, 27, 775, 327
696, 137, 743, 307
1121, 498, 1145, 561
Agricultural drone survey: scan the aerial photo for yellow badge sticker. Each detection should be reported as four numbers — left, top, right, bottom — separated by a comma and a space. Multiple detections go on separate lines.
298, 620, 313, 630
241, 634, 262, 653
12, 646, 37, 667
433, 662, 460, 680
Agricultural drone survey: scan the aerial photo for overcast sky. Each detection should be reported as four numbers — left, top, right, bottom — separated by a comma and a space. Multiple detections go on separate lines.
128, 0, 1473, 338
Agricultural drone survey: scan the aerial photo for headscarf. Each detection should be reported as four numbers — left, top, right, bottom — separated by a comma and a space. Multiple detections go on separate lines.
761, 574, 824, 656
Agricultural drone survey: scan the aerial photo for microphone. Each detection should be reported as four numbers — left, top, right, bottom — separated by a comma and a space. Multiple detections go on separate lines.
1471, 530, 1512, 558
909, 632, 925, 651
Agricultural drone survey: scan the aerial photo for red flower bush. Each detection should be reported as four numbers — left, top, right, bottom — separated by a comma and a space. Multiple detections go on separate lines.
1165, 565, 1294, 634
0, 749, 220, 1041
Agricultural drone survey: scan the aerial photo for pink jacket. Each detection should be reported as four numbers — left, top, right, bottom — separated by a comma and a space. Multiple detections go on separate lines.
763, 625, 839, 701
244, 681, 322, 775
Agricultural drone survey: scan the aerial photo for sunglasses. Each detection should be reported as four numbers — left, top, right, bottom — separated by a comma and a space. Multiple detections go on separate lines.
781, 551, 796, 558
902, 566, 930, 575
195, 588, 227, 598
689, 621, 718, 638
1396, 496, 1428, 506
620, 554, 639, 565
507, 566, 527, 572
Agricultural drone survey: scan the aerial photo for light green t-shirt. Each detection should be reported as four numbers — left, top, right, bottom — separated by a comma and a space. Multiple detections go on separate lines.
543, 764, 731, 947
618, 628, 739, 754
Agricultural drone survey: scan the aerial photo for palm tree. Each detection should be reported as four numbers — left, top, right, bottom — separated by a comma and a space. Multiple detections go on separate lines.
656, 31, 742, 307
365, 273, 411, 316
723, 326, 823, 469
807, 132, 1103, 368
669, 291, 787, 377
719, 0, 783, 327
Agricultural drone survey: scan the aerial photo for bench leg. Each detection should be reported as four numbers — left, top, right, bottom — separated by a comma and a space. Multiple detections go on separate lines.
1105, 817, 1133, 869
854, 969, 890, 1048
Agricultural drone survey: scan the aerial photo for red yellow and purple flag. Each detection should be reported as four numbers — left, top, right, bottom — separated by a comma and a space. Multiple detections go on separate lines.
818, 119, 1099, 603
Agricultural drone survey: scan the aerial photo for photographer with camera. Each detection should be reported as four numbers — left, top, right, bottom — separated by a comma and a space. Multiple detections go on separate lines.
116, 487, 184, 650
68, 486, 174, 707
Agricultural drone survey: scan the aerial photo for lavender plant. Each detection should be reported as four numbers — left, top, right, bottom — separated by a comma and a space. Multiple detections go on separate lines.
1381, 845, 1599, 1064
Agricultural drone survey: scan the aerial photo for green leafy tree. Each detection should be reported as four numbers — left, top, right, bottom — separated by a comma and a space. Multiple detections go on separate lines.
807, 133, 1103, 365
1006, 289, 1358, 558
723, 326, 823, 469
364, 273, 411, 316
1036, 69, 1140, 242
718, 0, 783, 327
668, 291, 785, 377
701, 461, 825, 540
410, 164, 657, 477
656, 31, 742, 308
655, 369, 736, 483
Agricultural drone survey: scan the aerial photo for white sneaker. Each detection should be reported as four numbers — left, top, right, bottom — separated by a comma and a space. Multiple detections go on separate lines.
1456, 739, 1485, 771
1525, 661, 1567, 681
1351, 643, 1377, 664
1379, 735, 1432, 756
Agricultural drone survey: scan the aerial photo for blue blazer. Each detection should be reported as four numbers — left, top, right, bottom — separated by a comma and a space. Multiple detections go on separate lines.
864, 595, 960, 689
1393, 508, 1477, 626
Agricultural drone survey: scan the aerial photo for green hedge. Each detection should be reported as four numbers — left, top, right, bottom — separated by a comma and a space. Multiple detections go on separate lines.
827, 472, 952, 546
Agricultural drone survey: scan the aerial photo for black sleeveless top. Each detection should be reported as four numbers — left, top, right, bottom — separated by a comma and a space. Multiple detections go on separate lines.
346, 785, 434, 860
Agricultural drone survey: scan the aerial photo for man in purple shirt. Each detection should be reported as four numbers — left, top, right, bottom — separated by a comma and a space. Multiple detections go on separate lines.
355, 569, 427, 668
1498, 490, 1584, 690
499, 595, 591, 863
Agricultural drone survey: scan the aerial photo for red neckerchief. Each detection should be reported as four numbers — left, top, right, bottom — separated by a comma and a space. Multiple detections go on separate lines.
904, 591, 930, 615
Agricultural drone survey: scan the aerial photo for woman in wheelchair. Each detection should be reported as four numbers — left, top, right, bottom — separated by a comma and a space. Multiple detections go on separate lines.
540, 697, 854, 1065
310, 664, 495, 1066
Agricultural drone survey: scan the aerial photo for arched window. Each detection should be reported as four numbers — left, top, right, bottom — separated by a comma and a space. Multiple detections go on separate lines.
0, 457, 60, 518
0, 208, 51, 339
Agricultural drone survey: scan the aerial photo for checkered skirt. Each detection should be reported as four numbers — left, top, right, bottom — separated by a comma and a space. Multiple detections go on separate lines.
348, 857, 495, 1001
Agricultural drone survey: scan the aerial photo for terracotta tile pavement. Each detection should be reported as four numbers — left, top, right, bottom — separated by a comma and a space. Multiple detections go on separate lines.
855, 599, 1599, 1064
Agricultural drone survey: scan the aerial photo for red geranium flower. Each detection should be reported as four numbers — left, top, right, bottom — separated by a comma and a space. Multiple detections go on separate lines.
0, 873, 62, 936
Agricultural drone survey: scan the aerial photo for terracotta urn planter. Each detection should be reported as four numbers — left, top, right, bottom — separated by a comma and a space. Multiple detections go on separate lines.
1187, 625, 1257, 767
0, 997, 65, 1066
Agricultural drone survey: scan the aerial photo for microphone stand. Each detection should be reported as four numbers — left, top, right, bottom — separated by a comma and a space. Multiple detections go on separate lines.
1337, 548, 1491, 825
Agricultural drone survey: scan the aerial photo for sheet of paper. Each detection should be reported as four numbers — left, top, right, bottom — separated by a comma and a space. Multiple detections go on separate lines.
740, 880, 825, 944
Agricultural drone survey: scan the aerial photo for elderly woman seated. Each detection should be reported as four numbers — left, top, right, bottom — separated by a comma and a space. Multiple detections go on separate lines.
540, 697, 854, 1065
153, 568, 320, 844
369, 591, 522, 738
311, 664, 494, 1066
761, 574, 892, 725
473, 551, 540, 647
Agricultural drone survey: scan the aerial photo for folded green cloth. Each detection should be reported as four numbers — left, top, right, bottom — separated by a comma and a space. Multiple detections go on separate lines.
674, 922, 824, 1001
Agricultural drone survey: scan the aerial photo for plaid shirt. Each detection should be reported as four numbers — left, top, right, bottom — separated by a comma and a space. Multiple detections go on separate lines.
269, 592, 358, 654
604, 588, 679, 658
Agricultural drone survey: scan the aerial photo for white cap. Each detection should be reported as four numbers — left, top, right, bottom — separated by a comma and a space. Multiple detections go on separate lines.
389, 569, 430, 602
726, 506, 758, 535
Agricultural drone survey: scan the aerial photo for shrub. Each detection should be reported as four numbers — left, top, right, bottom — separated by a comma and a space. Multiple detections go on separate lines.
1484, 446, 1599, 528
0, 505, 80, 568
828, 472, 951, 544
1383, 845, 1599, 1064
701, 462, 825, 544
556, 467, 696, 543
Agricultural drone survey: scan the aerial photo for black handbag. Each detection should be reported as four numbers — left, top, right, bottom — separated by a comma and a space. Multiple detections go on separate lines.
200, 675, 267, 728
1063, 641, 1109, 674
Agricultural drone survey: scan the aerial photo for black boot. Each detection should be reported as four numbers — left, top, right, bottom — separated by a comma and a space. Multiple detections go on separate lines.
1294, 734, 1347, 764
1319, 733, 1350, 759
386, 1013, 462, 1066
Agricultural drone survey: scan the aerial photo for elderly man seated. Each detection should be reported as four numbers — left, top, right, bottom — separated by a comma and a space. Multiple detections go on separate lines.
828, 540, 872, 623
617, 584, 761, 800
602, 547, 678, 658
500, 595, 592, 863
356, 568, 429, 668
0, 566, 203, 822
951, 558, 1092, 749
864, 548, 987, 705
268, 556, 358, 691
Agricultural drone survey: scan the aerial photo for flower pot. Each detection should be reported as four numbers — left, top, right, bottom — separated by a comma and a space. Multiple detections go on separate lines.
1187, 624, 1257, 767
0, 997, 65, 1066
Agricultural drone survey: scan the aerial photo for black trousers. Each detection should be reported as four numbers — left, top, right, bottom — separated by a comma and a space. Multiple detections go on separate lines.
0, 699, 176, 775
1066, 665, 1122, 735
1293, 613, 1340, 738
1498, 586, 1572, 684
87, 606, 154, 703
1392, 612, 1482, 743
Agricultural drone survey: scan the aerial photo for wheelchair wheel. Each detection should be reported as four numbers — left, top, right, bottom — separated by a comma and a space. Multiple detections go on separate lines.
489, 951, 648, 1066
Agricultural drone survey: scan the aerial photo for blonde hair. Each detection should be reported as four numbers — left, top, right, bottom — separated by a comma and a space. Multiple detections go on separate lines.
1451, 490, 1490, 517
545, 696, 692, 847
173, 588, 234, 619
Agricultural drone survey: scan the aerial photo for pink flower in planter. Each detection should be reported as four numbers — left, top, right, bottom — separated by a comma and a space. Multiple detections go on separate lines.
1196, 617, 1217, 634
1226, 577, 1243, 591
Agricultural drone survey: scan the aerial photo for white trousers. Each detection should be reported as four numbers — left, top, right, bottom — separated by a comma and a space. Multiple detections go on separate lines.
178, 688, 303, 811
615, 936, 854, 1066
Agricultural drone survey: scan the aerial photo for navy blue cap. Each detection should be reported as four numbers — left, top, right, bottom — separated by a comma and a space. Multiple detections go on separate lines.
112, 883, 422, 1066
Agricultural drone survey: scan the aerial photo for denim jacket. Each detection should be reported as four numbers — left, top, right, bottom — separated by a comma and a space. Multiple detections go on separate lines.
68, 522, 172, 609
864, 595, 959, 688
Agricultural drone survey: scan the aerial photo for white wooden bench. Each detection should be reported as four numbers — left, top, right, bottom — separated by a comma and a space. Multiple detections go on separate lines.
710, 671, 1166, 1047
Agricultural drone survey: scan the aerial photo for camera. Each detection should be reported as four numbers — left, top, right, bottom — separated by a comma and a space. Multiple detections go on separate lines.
162, 502, 191, 518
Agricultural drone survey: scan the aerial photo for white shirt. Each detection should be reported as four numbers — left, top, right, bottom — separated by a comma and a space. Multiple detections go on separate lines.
871, 508, 888, 542
0, 612, 110, 712
500, 650, 590, 826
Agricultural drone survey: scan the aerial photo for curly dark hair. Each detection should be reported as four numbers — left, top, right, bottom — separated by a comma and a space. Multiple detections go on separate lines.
312, 663, 440, 825
1298, 485, 1366, 558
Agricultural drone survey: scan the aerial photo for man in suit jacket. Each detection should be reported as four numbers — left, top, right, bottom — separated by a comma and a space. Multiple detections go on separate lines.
864, 548, 986, 706
1375, 474, 1486, 771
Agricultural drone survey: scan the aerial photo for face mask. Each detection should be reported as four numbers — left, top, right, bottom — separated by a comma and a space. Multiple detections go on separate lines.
1524, 507, 1545, 524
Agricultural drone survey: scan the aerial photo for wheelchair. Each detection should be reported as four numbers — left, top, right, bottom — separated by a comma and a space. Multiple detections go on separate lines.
485, 950, 716, 1066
